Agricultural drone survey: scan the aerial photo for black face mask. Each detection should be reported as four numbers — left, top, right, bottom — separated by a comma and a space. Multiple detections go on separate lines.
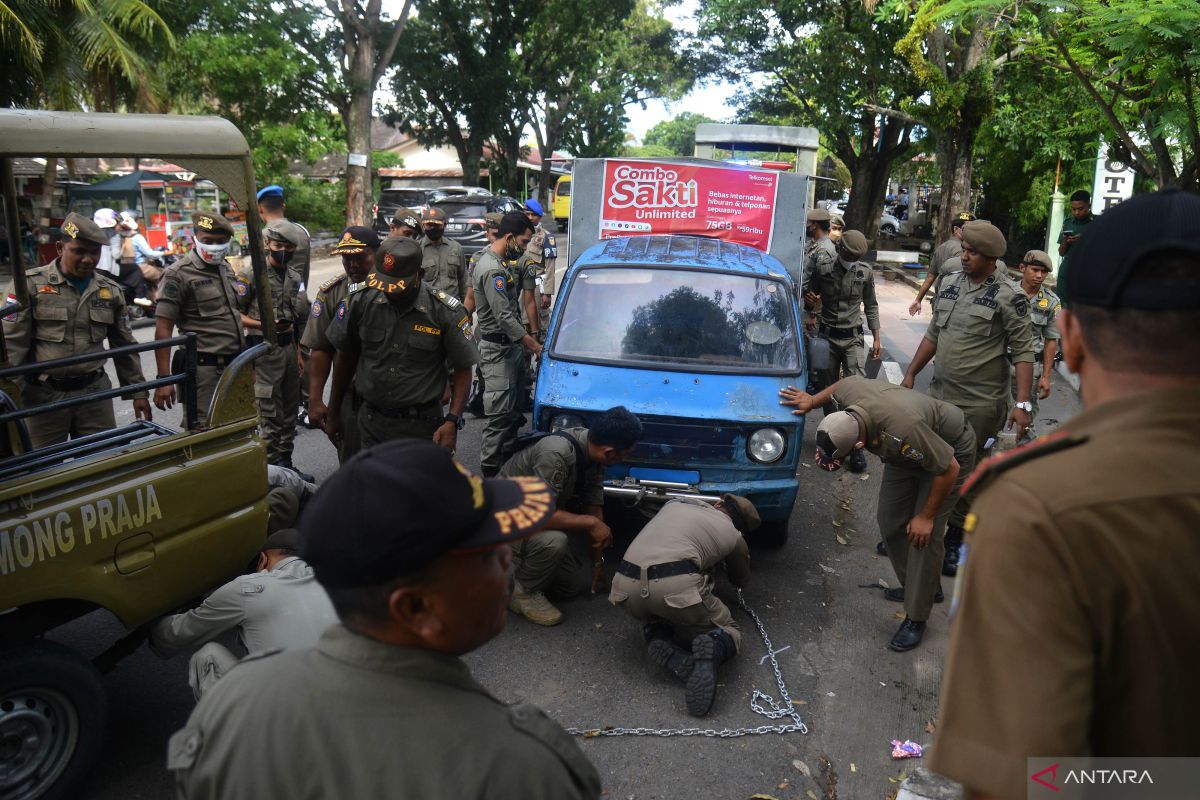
269, 249, 294, 266
424, 227, 443, 241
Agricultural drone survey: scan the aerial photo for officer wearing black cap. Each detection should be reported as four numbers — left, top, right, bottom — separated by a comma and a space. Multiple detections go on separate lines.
930, 192, 1200, 798
234, 219, 311, 475
388, 207, 421, 239
153, 210, 246, 427
325, 236, 478, 451
419, 206, 471, 307
169, 440, 602, 798
303, 226, 379, 462
3, 212, 150, 446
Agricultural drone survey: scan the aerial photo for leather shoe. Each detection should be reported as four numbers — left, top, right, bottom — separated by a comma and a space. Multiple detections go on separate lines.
942, 541, 961, 577
887, 618, 926, 652
883, 584, 944, 603
876, 540, 888, 556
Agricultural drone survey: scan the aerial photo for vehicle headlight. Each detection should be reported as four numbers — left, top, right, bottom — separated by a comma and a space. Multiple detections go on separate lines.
747, 428, 786, 463
550, 413, 585, 431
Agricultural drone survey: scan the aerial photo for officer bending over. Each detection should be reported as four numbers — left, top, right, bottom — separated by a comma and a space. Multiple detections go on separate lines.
609, 494, 760, 716
499, 407, 643, 626
168, 440, 601, 799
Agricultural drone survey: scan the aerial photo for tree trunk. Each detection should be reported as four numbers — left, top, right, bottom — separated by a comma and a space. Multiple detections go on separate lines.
844, 159, 891, 241
344, 55, 375, 227
39, 158, 57, 231
934, 123, 978, 245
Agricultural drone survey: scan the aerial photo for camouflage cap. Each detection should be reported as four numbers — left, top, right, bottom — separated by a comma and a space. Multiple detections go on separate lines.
839, 229, 869, 260
1022, 249, 1053, 269
830, 214, 845, 228
807, 207, 832, 223
366, 236, 422, 294
420, 206, 447, 225
961, 220, 1006, 259
483, 211, 503, 230
331, 225, 380, 255
263, 218, 303, 247
59, 212, 110, 246
191, 210, 235, 238
390, 207, 421, 230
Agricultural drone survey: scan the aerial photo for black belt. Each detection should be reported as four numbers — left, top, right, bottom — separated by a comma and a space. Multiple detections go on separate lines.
365, 400, 442, 419
246, 330, 294, 347
617, 559, 701, 581
196, 352, 239, 367
819, 324, 862, 338
480, 332, 514, 345
42, 369, 103, 391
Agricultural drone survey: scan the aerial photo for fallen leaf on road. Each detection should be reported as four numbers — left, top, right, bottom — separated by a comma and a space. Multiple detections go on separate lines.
840, 502, 851, 511
835, 534, 848, 545
860, 474, 871, 481
925, 720, 937, 733
806, 791, 818, 800
818, 563, 836, 574
777, 782, 789, 790
791, 699, 807, 705
878, 578, 891, 589
879, 681, 887, 686
894, 611, 905, 619
826, 691, 836, 697
792, 760, 810, 777
831, 519, 842, 527
801, 462, 812, 468
850, 763, 857, 773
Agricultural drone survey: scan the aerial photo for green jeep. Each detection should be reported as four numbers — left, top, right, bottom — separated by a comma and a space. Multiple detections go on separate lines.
0, 110, 282, 800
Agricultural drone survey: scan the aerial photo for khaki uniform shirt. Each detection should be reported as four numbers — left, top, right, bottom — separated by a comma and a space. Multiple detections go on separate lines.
930, 387, 1200, 799
930, 237, 962, 278
156, 251, 245, 356
623, 498, 751, 585
3, 260, 146, 394
421, 237, 468, 300
168, 624, 602, 800
802, 235, 836, 294
834, 376, 971, 473
299, 274, 358, 353
810, 256, 880, 332
233, 263, 309, 328
326, 282, 477, 408
472, 249, 527, 342
1025, 286, 1061, 357
924, 269, 1035, 405
150, 557, 336, 658
498, 427, 604, 510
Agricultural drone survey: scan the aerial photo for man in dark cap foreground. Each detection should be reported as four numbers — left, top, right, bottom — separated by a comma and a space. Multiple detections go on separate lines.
609, 494, 761, 716
930, 190, 1200, 798
168, 440, 601, 799
781, 376, 975, 652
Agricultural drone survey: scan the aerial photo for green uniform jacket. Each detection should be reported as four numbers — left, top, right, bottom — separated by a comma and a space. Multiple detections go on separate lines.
810, 257, 880, 332
1025, 286, 1061, 357
233, 263, 309, 333
300, 274, 359, 353
421, 237, 468, 300
168, 624, 602, 799
498, 427, 604, 510
834, 376, 972, 472
925, 269, 1035, 404
326, 282, 477, 408
473, 249, 527, 342
156, 251, 245, 356
802, 235, 836, 295
3, 260, 146, 395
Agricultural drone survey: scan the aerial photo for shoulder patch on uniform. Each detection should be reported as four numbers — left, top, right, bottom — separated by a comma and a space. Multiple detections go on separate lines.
960, 430, 1088, 496
900, 442, 925, 464
335, 300, 347, 320
311, 299, 323, 318
234, 278, 250, 297
1011, 293, 1029, 318
494, 274, 507, 292
319, 275, 345, 292
433, 289, 461, 309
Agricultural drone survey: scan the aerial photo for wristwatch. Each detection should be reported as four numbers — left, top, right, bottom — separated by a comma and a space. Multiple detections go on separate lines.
444, 412, 466, 430
1014, 401, 1033, 413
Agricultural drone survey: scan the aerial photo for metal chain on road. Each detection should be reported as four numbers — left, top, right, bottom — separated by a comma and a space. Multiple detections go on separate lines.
567, 588, 809, 739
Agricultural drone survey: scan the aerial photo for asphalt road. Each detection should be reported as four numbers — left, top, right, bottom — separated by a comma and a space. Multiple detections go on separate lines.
56, 269, 1081, 800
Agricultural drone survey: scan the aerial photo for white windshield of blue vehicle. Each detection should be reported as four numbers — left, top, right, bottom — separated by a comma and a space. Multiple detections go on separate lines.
552, 267, 800, 372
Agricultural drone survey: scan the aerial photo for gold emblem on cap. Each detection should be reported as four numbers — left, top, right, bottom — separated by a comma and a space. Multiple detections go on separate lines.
382, 253, 395, 270
62, 221, 79, 238
197, 215, 214, 230
453, 461, 486, 510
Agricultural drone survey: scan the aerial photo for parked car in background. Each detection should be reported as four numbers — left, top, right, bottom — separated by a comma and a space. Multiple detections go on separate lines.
433, 194, 524, 255
373, 187, 433, 235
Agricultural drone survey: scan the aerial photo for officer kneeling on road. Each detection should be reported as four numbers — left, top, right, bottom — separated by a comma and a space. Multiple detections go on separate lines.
781, 376, 976, 652
609, 494, 760, 717
498, 407, 643, 626
3, 212, 151, 447
149, 528, 336, 701
168, 440, 602, 800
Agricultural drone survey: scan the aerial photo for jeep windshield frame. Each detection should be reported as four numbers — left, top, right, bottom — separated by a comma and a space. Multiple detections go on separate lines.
549, 263, 801, 376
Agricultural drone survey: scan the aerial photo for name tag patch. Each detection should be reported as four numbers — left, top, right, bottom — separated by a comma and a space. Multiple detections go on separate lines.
413, 324, 440, 335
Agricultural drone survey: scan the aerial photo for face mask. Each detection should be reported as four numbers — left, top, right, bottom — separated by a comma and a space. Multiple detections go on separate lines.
505, 237, 523, 259
424, 227, 443, 241
194, 238, 231, 265
269, 249, 294, 266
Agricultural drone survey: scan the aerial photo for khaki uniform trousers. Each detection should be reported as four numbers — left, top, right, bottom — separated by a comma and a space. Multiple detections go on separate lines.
254, 343, 300, 464
826, 332, 866, 379
189, 364, 226, 429
22, 373, 117, 448
930, 390, 1007, 531
337, 386, 363, 464
188, 642, 239, 701
357, 402, 441, 450
876, 423, 976, 621
609, 571, 742, 652
512, 530, 583, 598
479, 340, 527, 473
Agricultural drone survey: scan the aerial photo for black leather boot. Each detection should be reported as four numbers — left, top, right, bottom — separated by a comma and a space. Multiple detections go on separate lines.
942, 523, 964, 577
686, 629, 736, 717
888, 617, 926, 652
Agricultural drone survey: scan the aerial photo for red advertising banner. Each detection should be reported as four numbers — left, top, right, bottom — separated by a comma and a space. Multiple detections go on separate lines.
598, 159, 780, 251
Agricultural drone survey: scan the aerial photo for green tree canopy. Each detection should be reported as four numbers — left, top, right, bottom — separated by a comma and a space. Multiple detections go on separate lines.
642, 112, 717, 156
